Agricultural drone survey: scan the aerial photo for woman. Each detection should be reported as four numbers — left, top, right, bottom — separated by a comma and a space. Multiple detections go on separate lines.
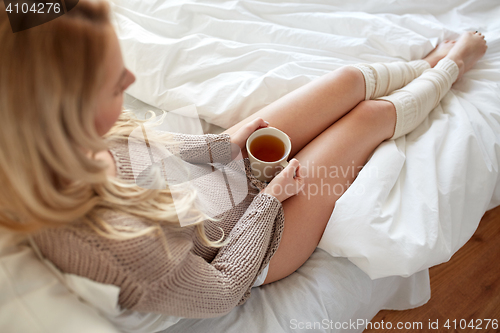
0, 0, 486, 321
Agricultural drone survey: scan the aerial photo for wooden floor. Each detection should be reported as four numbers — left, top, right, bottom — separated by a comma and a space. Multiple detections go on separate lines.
365, 205, 500, 333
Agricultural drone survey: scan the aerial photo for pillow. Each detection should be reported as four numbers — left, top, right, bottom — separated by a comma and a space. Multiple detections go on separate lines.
0, 228, 121, 333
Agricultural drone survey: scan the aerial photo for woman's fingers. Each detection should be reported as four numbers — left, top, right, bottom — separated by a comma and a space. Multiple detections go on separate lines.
249, 117, 269, 132
291, 159, 305, 192
294, 159, 303, 179
288, 158, 304, 181
284, 159, 305, 195
263, 158, 305, 202
231, 117, 270, 156
240, 117, 269, 143
285, 158, 299, 178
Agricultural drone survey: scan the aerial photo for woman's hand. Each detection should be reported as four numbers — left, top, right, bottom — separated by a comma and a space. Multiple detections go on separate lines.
263, 158, 305, 203
230, 117, 269, 159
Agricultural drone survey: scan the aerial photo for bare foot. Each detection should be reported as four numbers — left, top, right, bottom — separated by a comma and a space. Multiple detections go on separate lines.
445, 31, 488, 81
423, 40, 456, 67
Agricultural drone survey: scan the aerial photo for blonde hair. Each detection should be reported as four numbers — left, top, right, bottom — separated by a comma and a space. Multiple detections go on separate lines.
0, 1, 224, 249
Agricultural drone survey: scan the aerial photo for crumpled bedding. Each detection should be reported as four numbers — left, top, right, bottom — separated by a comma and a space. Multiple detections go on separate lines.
110, 0, 500, 280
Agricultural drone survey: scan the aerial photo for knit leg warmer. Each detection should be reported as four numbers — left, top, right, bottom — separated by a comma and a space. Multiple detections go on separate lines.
350, 60, 431, 100
377, 58, 459, 140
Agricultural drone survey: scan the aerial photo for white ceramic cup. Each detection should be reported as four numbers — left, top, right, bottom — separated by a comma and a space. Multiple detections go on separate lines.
246, 127, 291, 183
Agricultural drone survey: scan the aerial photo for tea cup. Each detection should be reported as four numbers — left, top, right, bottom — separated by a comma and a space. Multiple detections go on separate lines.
246, 127, 291, 183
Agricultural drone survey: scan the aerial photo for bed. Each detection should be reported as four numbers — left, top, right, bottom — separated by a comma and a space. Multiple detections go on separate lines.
1, 1, 498, 332
109, 0, 500, 332
119, 95, 432, 333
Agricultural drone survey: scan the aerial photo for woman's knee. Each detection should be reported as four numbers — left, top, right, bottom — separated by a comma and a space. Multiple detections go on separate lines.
336, 65, 365, 79
352, 100, 395, 122
333, 65, 365, 87
350, 100, 397, 140
324, 65, 366, 99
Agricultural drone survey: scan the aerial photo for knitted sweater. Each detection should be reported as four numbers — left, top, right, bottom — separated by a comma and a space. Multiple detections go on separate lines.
31, 133, 285, 318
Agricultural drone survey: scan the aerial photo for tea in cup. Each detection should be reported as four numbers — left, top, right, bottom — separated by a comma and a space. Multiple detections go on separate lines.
246, 127, 291, 182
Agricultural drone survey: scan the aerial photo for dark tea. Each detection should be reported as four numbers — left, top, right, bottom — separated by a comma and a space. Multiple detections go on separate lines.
249, 134, 286, 162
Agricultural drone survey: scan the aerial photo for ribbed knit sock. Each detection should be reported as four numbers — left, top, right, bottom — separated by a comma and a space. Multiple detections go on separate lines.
350, 60, 431, 100
377, 58, 459, 140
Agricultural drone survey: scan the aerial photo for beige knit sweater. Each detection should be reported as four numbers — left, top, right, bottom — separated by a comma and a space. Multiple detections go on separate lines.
31, 133, 285, 318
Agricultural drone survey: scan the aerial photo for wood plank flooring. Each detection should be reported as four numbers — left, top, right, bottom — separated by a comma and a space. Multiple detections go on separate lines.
365, 205, 500, 333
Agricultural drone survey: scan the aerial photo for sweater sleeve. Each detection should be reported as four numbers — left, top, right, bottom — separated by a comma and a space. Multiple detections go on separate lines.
169, 133, 233, 164
141, 192, 283, 317
31, 192, 284, 318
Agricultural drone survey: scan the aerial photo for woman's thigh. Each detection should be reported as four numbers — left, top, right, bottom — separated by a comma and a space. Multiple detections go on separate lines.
262, 100, 396, 284
223, 66, 365, 158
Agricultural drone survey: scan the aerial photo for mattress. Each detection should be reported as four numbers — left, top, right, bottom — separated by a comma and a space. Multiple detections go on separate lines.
111, 0, 500, 332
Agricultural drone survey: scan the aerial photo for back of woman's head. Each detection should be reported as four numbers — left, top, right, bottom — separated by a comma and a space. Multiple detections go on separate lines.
0, 1, 114, 232
0, 1, 223, 250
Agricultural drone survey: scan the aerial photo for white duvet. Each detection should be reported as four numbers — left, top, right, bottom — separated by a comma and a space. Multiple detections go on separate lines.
109, 0, 500, 280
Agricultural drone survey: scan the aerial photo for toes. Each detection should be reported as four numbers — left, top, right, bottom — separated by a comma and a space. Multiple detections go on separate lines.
472, 31, 485, 39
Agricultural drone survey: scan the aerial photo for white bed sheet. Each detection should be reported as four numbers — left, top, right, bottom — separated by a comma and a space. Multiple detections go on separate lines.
110, 1, 500, 332
111, 0, 500, 278
163, 249, 430, 333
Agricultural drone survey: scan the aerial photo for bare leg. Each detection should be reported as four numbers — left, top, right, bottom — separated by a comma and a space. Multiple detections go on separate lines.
224, 42, 454, 158
224, 66, 366, 158
262, 100, 396, 283
262, 32, 487, 284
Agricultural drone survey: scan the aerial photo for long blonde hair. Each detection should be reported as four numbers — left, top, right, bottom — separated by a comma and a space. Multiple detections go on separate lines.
0, 1, 223, 248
